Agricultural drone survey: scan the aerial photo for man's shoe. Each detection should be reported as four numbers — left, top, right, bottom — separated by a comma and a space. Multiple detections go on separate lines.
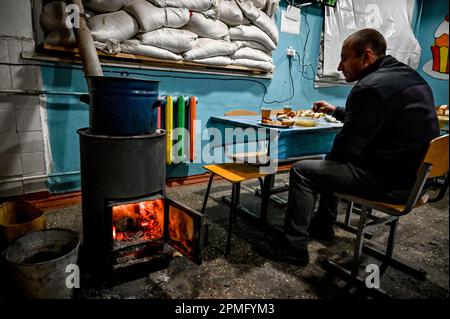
309, 216, 335, 241
253, 240, 309, 266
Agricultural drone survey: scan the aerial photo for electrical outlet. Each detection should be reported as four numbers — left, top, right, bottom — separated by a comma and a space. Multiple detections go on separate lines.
287, 47, 296, 57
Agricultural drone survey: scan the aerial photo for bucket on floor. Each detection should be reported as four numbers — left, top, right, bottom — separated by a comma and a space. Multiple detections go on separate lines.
3, 228, 80, 299
0, 201, 46, 250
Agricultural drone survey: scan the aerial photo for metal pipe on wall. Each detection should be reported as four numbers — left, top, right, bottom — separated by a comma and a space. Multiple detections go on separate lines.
70, 0, 103, 77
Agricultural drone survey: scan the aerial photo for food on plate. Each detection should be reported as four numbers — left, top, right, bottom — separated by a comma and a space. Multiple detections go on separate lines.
261, 118, 293, 127
294, 117, 317, 127
436, 104, 449, 116
273, 107, 341, 126
324, 115, 338, 123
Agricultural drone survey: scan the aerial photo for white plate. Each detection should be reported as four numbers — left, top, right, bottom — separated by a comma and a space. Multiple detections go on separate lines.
257, 121, 293, 129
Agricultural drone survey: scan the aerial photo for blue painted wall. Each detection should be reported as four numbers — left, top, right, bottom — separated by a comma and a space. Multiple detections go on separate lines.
42, 1, 445, 193
415, 0, 449, 105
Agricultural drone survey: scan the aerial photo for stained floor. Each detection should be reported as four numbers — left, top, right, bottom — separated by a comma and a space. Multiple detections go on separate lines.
2, 173, 449, 299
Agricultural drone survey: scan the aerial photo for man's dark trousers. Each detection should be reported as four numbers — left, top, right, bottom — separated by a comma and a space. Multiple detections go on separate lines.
283, 159, 409, 251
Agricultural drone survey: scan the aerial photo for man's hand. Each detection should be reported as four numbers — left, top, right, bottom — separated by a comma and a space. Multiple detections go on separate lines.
312, 101, 336, 114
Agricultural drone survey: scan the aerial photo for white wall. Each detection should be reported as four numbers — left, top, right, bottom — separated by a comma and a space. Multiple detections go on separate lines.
0, 0, 47, 197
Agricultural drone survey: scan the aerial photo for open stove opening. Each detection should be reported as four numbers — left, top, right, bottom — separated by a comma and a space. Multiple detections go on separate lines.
107, 194, 199, 270
112, 197, 165, 251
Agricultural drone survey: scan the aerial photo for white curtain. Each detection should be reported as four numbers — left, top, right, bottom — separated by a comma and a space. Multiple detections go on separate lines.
320, 0, 421, 83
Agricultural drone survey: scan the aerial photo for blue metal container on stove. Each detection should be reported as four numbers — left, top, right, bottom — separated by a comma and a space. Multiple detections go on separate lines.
80, 76, 160, 136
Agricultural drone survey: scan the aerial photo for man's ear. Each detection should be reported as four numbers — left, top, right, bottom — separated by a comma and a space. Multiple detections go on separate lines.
363, 48, 376, 65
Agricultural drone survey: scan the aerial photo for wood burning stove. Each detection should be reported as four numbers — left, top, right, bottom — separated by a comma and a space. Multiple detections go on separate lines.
78, 128, 204, 284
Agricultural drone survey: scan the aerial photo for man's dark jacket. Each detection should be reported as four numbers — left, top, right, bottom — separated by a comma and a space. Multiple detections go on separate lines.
330, 55, 439, 190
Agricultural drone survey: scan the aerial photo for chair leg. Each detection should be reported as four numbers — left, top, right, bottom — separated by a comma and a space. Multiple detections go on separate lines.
336, 200, 373, 240
260, 174, 274, 233
361, 216, 426, 281
344, 200, 353, 227
233, 183, 241, 225
201, 173, 215, 215
351, 207, 369, 278
380, 218, 398, 276
326, 207, 391, 298
226, 183, 239, 255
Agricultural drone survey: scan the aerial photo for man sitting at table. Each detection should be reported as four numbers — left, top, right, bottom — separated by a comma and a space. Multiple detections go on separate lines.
254, 28, 440, 266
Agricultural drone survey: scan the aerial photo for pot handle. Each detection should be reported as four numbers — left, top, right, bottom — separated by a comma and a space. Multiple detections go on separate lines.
80, 94, 90, 105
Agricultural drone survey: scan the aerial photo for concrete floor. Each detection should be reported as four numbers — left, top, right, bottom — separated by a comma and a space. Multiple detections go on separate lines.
4, 174, 450, 299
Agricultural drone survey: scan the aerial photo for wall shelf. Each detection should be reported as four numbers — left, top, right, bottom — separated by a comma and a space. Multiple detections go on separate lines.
25, 43, 273, 79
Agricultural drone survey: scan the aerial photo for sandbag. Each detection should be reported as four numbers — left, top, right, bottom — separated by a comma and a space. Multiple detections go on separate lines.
229, 25, 276, 51
254, 10, 278, 45
237, 0, 278, 44
264, 0, 279, 17
165, 7, 190, 28
232, 58, 274, 71
235, 0, 259, 20
233, 40, 272, 52
121, 39, 183, 60
123, 0, 166, 32
40, 1, 67, 33
217, 0, 250, 26
44, 29, 77, 46
148, 0, 217, 12
193, 56, 232, 66
89, 11, 139, 42
231, 47, 272, 62
84, 0, 132, 13
184, 12, 230, 40
183, 38, 240, 60
138, 28, 198, 53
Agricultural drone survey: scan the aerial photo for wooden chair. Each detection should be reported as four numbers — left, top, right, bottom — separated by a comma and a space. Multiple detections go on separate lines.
327, 134, 449, 298
201, 163, 269, 255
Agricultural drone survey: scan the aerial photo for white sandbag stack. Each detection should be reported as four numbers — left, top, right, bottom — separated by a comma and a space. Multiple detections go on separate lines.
40, 0, 279, 72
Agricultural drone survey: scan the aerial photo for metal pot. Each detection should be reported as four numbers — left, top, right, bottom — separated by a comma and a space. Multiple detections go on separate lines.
80, 76, 160, 136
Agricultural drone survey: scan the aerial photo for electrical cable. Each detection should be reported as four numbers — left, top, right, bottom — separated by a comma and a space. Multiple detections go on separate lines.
262, 56, 295, 105
296, 8, 316, 80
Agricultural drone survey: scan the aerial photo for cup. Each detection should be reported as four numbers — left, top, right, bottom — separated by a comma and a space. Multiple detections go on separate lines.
283, 105, 293, 115
261, 107, 272, 120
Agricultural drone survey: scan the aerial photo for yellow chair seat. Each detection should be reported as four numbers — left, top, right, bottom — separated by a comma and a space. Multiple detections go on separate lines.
203, 163, 268, 183
336, 193, 429, 215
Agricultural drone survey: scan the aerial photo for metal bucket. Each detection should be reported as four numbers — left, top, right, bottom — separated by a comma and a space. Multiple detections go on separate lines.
3, 228, 81, 299
81, 76, 160, 136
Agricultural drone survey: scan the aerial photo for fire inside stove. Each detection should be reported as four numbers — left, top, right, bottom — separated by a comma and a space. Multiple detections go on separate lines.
111, 197, 197, 259
112, 198, 164, 249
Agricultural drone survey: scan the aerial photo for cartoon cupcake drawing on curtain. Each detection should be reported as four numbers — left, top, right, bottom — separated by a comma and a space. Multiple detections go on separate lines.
423, 15, 449, 80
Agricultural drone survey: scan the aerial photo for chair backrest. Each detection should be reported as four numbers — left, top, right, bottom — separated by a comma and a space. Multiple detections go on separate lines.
400, 134, 450, 215
419, 134, 449, 179
225, 110, 258, 116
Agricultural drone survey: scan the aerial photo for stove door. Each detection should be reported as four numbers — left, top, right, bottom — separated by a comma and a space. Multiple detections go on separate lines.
164, 197, 204, 264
